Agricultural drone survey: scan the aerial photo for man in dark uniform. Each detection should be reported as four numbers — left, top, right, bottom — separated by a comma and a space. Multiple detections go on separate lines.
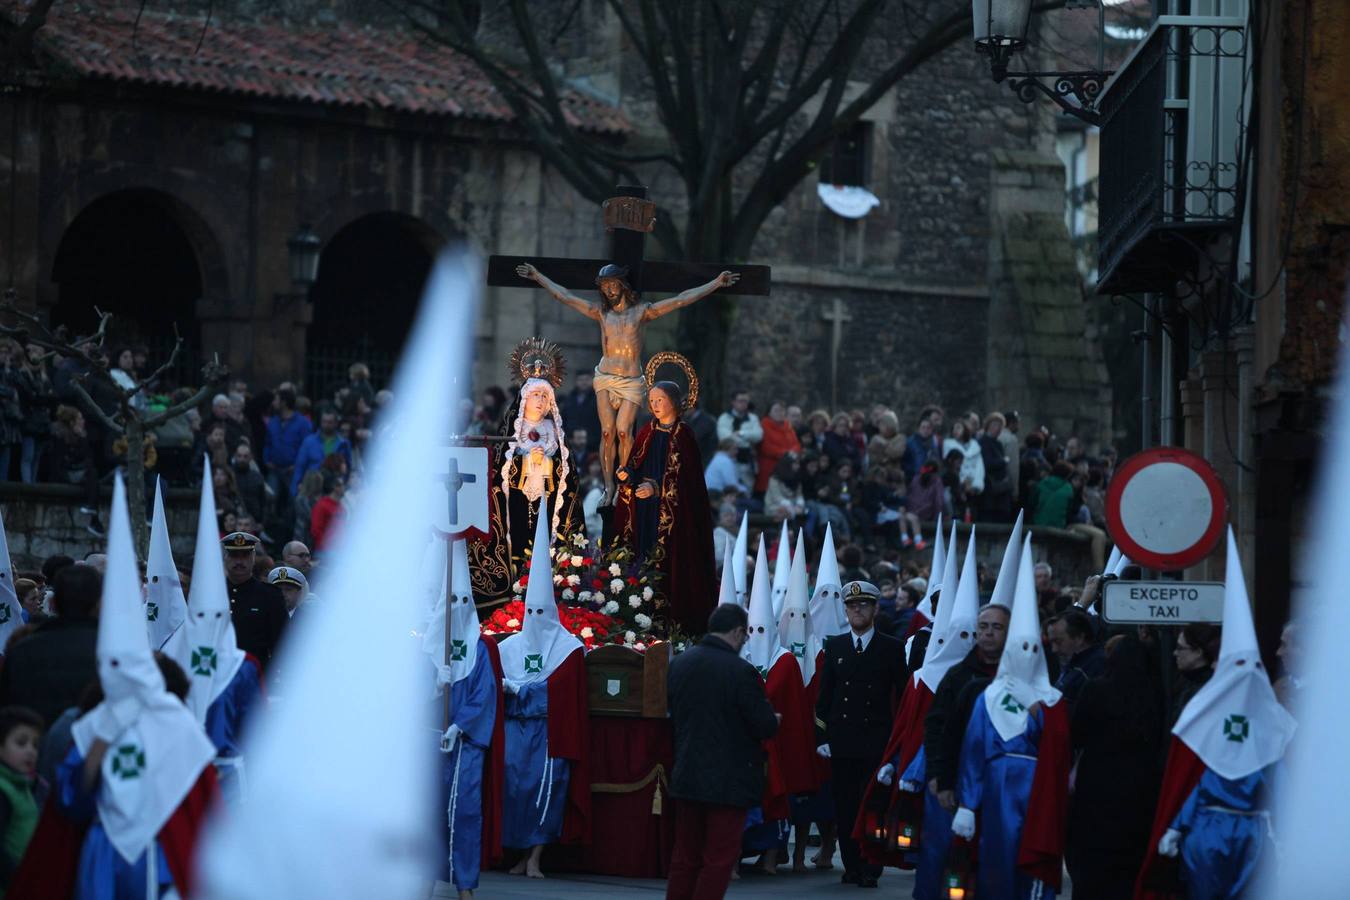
814, 581, 908, 887
222, 531, 288, 668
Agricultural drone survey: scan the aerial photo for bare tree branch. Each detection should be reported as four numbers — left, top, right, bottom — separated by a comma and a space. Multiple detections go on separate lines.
67, 377, 125, 436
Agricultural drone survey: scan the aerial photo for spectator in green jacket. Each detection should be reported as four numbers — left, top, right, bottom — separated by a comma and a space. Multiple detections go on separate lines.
1032, 459, 1075, 527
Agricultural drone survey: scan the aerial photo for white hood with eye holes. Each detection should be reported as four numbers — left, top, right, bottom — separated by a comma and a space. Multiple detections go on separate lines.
808, 524, 848, 639
184, 455, 248, 724
743, 536, 789, 676
498, 497, 582, 690
777, 529, 815, 685
983, 534, 1061, 741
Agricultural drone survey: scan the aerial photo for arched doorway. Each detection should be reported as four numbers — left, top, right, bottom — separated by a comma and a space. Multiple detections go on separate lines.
305, 212, 441, 399
50, 190, 207, 385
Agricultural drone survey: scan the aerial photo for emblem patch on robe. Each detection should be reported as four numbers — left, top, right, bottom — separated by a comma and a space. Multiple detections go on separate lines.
1223, 714, 1250, 743
791, 641, 806, 658
524, 653, 543, 674
191, 646, 218, 677
1000, 692, 1025, 714
145, 602, 159, 622
450, 639, 468, 661
0, 605, 9, 625
111, 744, 146, 780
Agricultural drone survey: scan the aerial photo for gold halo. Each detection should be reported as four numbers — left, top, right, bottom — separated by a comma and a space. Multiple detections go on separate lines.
508, 337, 566, 388
644, 351, 699, 413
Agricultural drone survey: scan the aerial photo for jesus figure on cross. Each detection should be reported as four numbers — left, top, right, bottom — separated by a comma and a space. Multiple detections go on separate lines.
515, 261, 739, 503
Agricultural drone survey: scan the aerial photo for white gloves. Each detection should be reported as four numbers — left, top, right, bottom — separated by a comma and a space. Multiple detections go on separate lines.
876, 764, 896, 786
91, 695, 142, 744
900, 780, 921, 793
436, 665, 455, 687
440, 724, 463, 754
1158, 828, 1181, 857
951, 807, 976, 839
816, 744, 832, 759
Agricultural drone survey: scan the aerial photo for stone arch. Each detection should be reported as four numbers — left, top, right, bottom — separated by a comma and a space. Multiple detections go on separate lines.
304, 211, 453, 398
49, 188, 229, 378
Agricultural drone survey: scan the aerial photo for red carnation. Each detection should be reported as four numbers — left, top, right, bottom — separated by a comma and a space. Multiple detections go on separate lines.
627, 576, 639, 586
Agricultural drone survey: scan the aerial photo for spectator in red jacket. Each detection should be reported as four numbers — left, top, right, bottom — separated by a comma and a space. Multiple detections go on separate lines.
309, 470, 347, 552
755, 401, 802, 495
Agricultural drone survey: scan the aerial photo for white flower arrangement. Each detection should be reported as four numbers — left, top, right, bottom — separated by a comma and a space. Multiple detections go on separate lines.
567, 574, 581, 587
572, 533, 588, 548
570, 555, 584, 568
609, 563, 622, 577
578, 591, 593, 602
506, 618, 520, 628
634, 642, 647, 652
627, 595, 642, 609
634, 613, 652, 630
642, 586, 654, 601
580, 626, 594, 639
561, 588, 575, 601
553, 574, 564, 586
624, 630, 637, 644
610, 578, 625, 593
603, 600, 620, 615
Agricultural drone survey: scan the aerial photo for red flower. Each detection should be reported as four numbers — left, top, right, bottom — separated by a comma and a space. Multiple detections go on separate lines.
519, 575, 529, 587
592, 578, 605, 591
627, 576, 639, 586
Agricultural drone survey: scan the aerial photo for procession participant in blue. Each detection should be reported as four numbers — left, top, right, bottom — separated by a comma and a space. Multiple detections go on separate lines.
35, 475, 219, 900
498, 497, 590, 878
1137, 528, 1296, 900
183, 456, 264, 803
424, 537, 505, 900
950, 533, 1071, 900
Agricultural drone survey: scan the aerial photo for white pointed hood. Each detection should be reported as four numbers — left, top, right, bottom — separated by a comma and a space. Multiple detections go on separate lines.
809, 524, 847, 639
1103, 545, 1121, 579
1110, 552, 1132, 577
145, 477, 188, 663
918, 529, 982, 693
718, 532, 738, 608
183, 455, 247, 725
929, 521, 959, 628
71, 474, 215, 865
771, 522, 791, 621
499, 496, 582, 689
917, 514, 946, 621
732, 512, 749, 607
989, 510, 1025, 610
1173, 528, 1296, 780
777, 529, 814, 684
743, 536, 788, 676
197, 251, 478, 899
0, 504, 21, 651
422, 539, 480, 686
984, 534, 1061, 741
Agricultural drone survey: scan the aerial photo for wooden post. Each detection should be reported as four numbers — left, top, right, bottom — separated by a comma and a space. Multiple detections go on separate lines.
443, 535, 454, 731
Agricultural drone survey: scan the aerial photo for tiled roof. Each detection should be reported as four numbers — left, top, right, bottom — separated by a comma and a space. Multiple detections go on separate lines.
2, 1, 629, 134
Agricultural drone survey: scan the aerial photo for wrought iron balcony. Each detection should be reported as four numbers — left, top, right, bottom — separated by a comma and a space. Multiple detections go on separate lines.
1095, 15, 1248, 296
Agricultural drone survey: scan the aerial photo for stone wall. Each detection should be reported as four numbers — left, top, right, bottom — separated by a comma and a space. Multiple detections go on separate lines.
0, 483, 198, 572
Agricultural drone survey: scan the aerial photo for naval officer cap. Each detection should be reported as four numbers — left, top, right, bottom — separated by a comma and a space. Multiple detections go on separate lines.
841, 580, 880, 605
221, 531, 261, 554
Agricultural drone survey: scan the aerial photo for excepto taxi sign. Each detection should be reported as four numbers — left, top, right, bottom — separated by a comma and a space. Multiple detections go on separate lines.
1101, 580, 1224, 625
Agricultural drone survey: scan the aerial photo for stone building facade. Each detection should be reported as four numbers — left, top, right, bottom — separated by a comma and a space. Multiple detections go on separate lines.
0, 1, 1111, 447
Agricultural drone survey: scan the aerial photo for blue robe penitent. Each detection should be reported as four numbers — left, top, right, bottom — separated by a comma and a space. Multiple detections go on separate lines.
439, 642, 498, 891
902, 745, 954, 900
204, 659, 263, 802
56, 745, 175, 900
1171, 765, 1277, 900
501, 679, 571, 849
956, 698, 1055, 900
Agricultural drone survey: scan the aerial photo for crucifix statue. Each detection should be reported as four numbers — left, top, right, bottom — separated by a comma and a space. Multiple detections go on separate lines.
821, 297, 852, 413
487, 185, 771, 504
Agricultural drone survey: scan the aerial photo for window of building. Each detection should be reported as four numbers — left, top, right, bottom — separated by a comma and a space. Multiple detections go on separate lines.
819, 121, 873, 188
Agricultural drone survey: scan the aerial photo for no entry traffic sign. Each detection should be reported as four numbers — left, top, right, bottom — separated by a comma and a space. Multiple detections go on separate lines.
1106, 447, 1228, 571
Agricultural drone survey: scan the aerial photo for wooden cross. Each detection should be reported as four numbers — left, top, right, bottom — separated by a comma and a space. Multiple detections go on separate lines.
439, 456, 477, 530
485, 185, 771, 298
821, 297, 852, 412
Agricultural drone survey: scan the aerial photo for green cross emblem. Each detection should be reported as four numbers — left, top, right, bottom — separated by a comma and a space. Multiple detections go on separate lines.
450, 639, 468, 661
191, 646, 218, 678
790, 641, 806, 658
1000, 692, 1025, 714
145, 602, 159, 622
756, 664, 768, 678
0, 604, 10, 625
111, 743, 146, 780
524, 653, 543, 674
1223, 714, 1250, 743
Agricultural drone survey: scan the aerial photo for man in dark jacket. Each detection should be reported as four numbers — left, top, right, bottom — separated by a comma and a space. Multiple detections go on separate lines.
222, 532, 288, 668
1048, 606, 1106, 709
814, 581, 908, 887
0, 564, 101, 726
667, 603, 779, 899
924, 604, 1009, 809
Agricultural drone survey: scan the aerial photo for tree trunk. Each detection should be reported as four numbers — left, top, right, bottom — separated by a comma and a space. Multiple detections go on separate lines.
124, 414, 148, 560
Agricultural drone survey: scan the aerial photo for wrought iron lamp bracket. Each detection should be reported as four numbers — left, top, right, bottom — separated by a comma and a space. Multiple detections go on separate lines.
1000, 69, 1112, 125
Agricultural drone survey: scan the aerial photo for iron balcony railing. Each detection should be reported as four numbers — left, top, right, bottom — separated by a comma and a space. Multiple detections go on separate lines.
1096, 14, 1249, 295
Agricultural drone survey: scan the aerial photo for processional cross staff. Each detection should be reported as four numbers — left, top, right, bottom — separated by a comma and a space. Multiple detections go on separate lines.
486, 185, 772, 505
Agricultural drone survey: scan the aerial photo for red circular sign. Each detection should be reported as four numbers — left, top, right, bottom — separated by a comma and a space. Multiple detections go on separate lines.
1105, 447, 1228, 571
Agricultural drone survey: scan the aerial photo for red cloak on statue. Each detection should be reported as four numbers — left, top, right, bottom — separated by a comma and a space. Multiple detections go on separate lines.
1017, 699, 1072, 890
9, 762, 220, 900
855, 676, 934, 868
1133, 737, 1208, 900
480, 637, 507, 866
762, 654, 816, 820
546, 647, 592, 844
612, 420, 716, 635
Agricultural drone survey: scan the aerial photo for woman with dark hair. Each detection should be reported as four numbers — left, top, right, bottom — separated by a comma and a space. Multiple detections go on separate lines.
763, 451, 806, 524
1065, 635, 1165, 898
1170, 623, 1221, 725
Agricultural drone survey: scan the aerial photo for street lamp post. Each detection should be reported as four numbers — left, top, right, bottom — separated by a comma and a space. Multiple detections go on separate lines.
972, 0, 1112, 125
